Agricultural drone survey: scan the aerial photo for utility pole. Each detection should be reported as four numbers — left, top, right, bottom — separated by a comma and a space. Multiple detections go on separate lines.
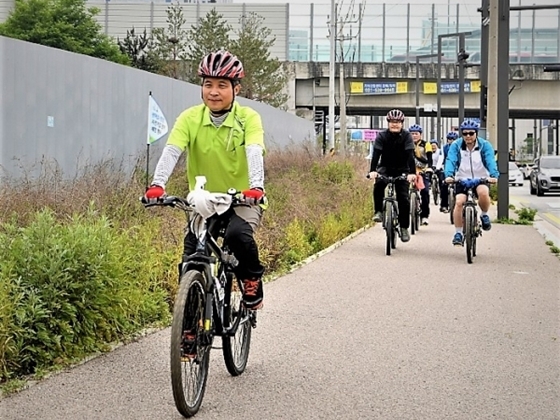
327, 0, 336, 153
479, 0, 489, 135
335, 0, 363, 157
486, 0, 510, 219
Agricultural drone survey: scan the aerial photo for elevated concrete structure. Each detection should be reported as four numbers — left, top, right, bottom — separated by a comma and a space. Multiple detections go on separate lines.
288, 62, 560, 120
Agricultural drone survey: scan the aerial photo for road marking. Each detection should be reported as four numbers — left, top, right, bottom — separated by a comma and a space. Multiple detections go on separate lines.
546, 202, 560, 209
542, 212, 560, 227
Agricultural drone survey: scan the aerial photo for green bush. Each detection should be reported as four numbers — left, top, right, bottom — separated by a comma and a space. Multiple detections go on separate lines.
515, 207, 537, 222
0, 208, 174, 380
489, 183, 498, 201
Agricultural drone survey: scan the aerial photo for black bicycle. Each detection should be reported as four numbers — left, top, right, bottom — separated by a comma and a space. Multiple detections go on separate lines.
431, 170, 440, 206
368, 173, 407, 255
143, 183, 258, 418
448, 183, 456, 224
451, 178, 489, 264
409, 181, 421, 235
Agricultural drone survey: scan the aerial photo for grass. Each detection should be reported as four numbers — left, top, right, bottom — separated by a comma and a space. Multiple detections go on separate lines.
0, 144, 373, 393
495, 205, 537, 226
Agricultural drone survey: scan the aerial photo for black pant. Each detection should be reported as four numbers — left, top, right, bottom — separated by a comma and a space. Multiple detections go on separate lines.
437, 170, 449, 208
184, 209, 264, 280
373, 178, 410, 229
419, 172, 430, 218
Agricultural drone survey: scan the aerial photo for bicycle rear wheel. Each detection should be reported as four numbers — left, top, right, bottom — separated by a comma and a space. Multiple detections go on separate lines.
449, 188, 455, 225
432, 178, 440, 206
222, 273, 252, 376
464, 207, 475, 264
410, 193, 417, 235
170, 270, 211, 418
384, 203, 394, 255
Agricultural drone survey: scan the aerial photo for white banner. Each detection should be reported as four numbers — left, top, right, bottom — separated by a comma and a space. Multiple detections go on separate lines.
147, 95, 169, 144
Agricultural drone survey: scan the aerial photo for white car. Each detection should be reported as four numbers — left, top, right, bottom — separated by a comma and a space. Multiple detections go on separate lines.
509, 162, 524, 186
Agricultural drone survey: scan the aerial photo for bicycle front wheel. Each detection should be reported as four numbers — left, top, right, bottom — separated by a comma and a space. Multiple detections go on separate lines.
449, 188, 455, 225
384, 203, 394, 255
464, 207, 475, 264
222, 274, 252, 376
170, 270, 211, 418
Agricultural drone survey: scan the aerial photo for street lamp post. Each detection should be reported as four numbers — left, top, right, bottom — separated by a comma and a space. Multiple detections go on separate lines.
436, 31, 472, 143
327, 0, 336, 153
415, 53, 442, 124
457, 34, 470, 124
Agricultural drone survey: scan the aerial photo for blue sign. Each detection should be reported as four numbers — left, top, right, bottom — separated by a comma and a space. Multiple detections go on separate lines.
364, 82, 397, 94
440, 82, 472, 93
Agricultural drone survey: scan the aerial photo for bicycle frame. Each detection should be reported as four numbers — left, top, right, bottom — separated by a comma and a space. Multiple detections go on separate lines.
454, 178, 488, 263
181, 211, 254, 340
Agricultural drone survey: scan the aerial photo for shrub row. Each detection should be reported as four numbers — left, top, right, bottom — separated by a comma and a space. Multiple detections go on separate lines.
0, 147, 372, 384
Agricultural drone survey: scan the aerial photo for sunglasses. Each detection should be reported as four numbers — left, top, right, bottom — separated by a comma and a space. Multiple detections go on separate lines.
388, 120, 403, 124
462, 131, 477, 136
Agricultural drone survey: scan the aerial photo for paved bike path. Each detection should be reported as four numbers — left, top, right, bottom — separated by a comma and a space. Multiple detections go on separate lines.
2, 208, 559, 420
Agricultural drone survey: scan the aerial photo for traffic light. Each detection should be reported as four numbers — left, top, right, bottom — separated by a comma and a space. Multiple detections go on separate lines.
457, 48, 470, 62
480, 86, 488, 122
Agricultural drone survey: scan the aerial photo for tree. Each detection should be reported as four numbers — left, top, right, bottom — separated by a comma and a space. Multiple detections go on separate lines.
0, 0, 129, 65
184, 9, 232, 83
230, 12, 288, 108
150, 1, 189, 79
118, 27, 161, 73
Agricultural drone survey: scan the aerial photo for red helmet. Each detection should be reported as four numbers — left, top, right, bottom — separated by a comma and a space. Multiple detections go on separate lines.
386, 109, 405, 122
198, 50, 245, 80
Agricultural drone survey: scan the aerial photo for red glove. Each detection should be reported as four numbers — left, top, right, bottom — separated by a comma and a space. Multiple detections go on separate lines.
242, 188, 265, 204
144, 185, 165, 200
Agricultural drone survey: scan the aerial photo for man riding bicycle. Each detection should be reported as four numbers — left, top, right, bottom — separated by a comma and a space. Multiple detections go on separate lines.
143, 50, 266, 310
369, 109, 417, 242
409, 124, 433, 226
444, 120, 499, 246
436, 131, 459, 213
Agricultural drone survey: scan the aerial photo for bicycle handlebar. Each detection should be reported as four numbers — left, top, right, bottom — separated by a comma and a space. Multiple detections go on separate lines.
445, 177, 492, 185
141, 189, 265, 211
366, 173, 409, 182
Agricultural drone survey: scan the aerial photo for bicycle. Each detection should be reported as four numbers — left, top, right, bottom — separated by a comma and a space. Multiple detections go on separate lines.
448, 183, 456, 224
142, 177, 259, 418
409, 181, 421, 235
431, 170, 440, 206
367, 173, 408, 255
449, 178, 489, 264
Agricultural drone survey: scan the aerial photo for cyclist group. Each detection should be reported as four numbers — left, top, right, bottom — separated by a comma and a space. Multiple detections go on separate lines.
368, 109, 499, 247
143, 49, 499, 312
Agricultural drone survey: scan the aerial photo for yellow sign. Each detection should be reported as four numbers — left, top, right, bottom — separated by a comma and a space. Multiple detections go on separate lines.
470, 80, 481, 92
350, 82, 364, 94
423, 82, 438, 94
396, 81, 408, 93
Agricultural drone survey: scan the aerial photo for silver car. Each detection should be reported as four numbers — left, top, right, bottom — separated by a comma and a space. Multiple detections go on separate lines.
530, 156, 560, 196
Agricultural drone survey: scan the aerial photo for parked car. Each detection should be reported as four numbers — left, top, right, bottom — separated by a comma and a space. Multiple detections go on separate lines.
529, 156, 560, 196
518, 162, 536, 179
509, 162, 524, 186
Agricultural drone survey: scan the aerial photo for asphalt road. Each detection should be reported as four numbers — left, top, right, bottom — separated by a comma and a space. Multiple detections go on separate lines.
1, 206, 559, 420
